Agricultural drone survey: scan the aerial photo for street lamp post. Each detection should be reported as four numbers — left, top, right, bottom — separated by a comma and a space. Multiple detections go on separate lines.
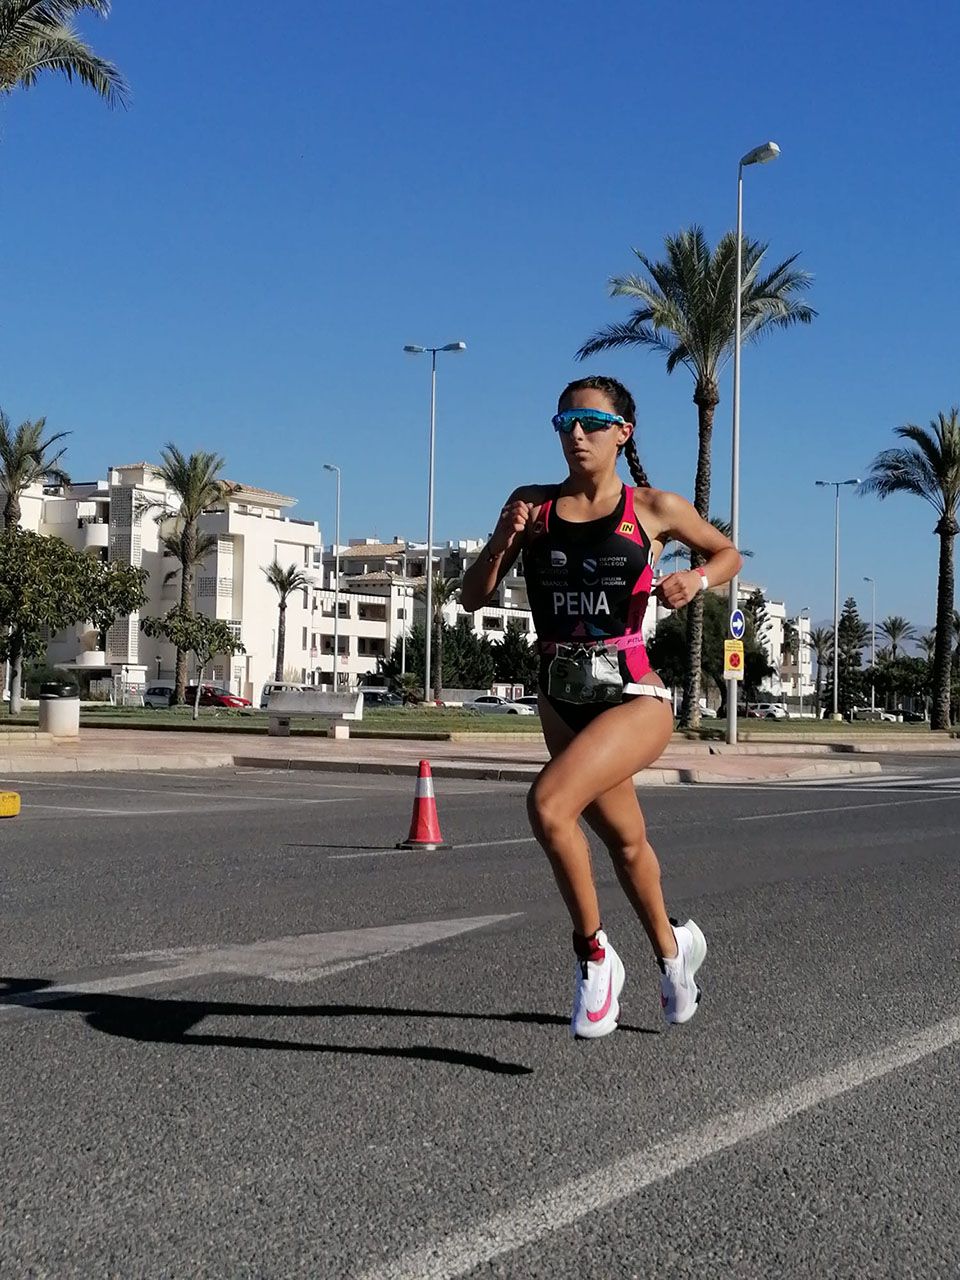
727, 140, 780, 747
403, 341, 466, 702
797, 606, 809, 720
323, 463, 341, 690
400, 548, 409, 676
816, 479, 860, 719
863, 575, 877, 715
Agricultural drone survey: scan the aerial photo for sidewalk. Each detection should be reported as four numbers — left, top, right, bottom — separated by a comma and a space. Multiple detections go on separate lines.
0, 727, 884, 785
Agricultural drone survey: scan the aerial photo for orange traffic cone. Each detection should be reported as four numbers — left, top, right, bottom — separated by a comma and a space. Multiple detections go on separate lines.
396, 760, 451, 851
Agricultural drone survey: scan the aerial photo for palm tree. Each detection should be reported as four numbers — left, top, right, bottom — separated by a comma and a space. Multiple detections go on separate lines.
861, 409, 960, 730
577, 226, 815, 727
808, 626, 833, 715
878, 615, 916, 660
415, 572, 461, 701
264, 560, 310, 681
919, 630, 937, 662
660, 516, 753, 568
149, 446, 232, 704
0, 0, 127, 106
0, 413, 69, 532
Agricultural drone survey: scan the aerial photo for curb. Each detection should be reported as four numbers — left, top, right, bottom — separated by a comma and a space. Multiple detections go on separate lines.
0, 752, 883, 785
232, 755, 883, 786
0, 753, 233, 774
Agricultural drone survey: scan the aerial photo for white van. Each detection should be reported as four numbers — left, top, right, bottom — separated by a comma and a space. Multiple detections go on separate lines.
259, 681, 311, 709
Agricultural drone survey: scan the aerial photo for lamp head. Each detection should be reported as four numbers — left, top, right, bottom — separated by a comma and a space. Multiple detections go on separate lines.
323, 463, 338, 474
403, 344, 426, 354
741, 141, 781, 166
441, 341, 467, 352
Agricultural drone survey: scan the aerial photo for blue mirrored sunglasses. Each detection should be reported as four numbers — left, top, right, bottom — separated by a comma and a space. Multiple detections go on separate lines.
552, 408, 626, 434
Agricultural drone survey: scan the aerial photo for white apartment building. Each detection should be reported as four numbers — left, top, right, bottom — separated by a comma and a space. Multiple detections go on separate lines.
16, 466, 321, 704
733, 582, 814, 701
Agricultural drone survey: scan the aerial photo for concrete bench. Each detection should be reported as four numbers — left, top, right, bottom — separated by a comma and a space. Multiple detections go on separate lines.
265, 690, 363, 739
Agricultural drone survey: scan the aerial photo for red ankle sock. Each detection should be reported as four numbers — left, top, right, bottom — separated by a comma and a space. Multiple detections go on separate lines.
573, 928, 605, 963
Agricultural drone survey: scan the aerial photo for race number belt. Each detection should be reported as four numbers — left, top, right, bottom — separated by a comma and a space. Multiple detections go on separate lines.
539, 633, 645, 706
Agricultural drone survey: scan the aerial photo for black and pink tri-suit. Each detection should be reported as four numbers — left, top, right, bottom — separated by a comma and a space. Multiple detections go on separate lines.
523, 485, 669, 729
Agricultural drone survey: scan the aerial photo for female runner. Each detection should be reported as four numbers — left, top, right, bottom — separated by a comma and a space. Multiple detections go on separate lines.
460, 375, 742, 1037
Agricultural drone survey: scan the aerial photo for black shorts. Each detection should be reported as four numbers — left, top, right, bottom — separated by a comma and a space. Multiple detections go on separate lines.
537, 688, 631, 733
538, 686, 675, 733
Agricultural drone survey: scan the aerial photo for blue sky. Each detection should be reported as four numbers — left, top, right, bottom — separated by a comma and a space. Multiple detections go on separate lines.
2, 0, 958, 636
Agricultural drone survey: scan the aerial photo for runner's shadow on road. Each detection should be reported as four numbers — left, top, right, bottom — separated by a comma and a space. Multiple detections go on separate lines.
0, 979, 654, 1075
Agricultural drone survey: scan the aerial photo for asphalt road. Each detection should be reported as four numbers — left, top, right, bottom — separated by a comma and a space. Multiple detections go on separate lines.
2, 760, 960, 1278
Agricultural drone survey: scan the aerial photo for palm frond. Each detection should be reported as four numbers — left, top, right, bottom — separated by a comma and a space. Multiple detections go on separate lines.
578, 225, 813, 384
860, 448, 942, 513
0, 2, 126, 104
575, 319, 678, 363
11, 28, 127, 106
263, 559, 311, 602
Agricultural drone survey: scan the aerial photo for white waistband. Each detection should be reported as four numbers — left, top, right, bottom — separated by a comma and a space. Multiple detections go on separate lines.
623, 682, 673, 701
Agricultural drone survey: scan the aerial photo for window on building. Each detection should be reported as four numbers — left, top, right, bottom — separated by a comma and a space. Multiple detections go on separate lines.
397, 607, 406, 621
337, 636, 349, 656
337, 601, 350, 619
302, 588, 309, 609
358, 603, 387, 622
226, 621, 242, 642
482, 615, 501, 631
301, 626, 308, 650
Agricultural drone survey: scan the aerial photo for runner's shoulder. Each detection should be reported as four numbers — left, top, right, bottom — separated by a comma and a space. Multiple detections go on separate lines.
508, 482, 558, 512
630, 486, 693, 538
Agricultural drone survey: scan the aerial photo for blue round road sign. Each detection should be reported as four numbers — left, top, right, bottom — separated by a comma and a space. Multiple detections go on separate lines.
730, 609, 746, 640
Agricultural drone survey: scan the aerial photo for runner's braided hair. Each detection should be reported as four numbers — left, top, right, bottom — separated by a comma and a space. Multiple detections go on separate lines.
558, 375, 651, 488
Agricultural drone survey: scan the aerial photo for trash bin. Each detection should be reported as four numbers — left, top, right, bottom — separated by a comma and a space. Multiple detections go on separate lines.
38, 681, 81, 738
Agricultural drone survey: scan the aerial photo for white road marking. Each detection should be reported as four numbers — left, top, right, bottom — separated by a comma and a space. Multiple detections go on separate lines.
328, 836, 538, 860
3, 779, 366, 805
455, 836, 538, 851
737, 794, 956, 822
360, 1012, 960, 1280
329, 850, 398, 860
0, 914, 521, 1016
19, 803, 152, 816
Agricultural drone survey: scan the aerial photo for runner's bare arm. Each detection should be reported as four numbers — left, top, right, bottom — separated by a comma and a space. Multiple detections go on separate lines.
460, 485, 551, 611
637, 489, 743, 611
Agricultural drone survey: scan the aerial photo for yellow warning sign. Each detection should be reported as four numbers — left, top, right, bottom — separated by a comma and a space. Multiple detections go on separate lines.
724, 639, 745, 680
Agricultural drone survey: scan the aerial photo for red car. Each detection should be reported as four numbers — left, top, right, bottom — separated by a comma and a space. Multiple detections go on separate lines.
186, 684, 251, 709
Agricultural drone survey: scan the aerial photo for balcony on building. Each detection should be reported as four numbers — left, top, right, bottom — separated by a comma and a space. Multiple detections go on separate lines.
78, 515, 110, 552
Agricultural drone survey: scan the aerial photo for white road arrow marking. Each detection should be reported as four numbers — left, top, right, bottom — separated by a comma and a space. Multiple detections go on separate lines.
0, 914, 521, 1013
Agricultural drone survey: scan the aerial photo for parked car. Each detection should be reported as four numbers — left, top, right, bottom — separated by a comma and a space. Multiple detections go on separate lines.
851, 707, 898, 723
186, 684, 252, 709
516, 695, 540, 710
143, 682, 174, 708
747, 702, 788, 720
463, 694, 536, 716
259, 681, 310, 709
699, 705, 718, 719
360, 689, 403, 708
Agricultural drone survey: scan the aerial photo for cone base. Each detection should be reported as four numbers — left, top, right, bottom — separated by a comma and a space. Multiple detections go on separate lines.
396, 839, 452, 851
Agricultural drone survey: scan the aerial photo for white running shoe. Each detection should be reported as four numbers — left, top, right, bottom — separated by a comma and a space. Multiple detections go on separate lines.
571, 930, 625, 1039
659, 919, 707, 1025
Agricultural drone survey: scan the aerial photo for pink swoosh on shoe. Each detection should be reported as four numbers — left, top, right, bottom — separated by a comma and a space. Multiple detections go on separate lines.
586, 978, 613, 1023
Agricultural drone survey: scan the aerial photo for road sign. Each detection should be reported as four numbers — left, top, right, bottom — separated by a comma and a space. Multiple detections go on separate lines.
730, 608, 746, 640
724, 639, 745, 680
